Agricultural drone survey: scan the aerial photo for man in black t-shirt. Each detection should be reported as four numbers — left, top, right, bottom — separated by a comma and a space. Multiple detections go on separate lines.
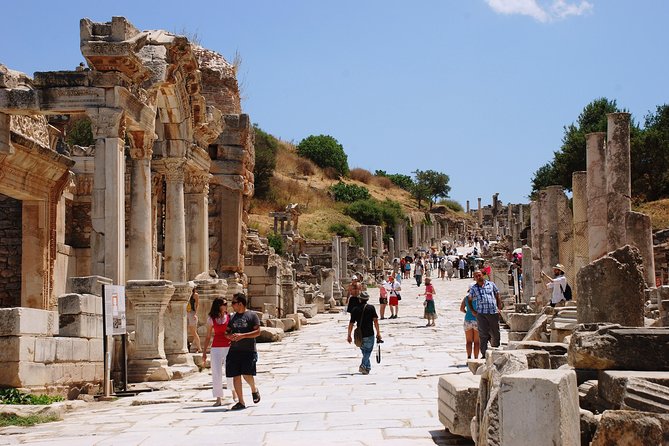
346, 292, 382, 375
226, 293, 260, 410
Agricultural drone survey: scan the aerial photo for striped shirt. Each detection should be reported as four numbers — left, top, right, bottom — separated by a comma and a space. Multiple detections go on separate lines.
468, 281, 499, 314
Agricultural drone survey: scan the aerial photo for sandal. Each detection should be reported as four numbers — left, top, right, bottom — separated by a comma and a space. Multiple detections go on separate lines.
230, 402, 246, 411
252, 390, 261, 404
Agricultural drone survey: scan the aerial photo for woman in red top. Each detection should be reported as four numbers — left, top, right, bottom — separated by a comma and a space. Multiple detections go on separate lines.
202, 297, 237, 406
420, 277, 437, 326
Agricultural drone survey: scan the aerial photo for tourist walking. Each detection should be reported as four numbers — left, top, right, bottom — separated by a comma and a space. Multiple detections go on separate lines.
460, 293, 480, 359
420, 277, 437, 326
542, 263, 568, 307
414, 260, 424, 286
466, 270, 502, 358
201, 297, 237, 406
378, 281, 388, 320
383, 274, 402, 319
346, 292, 382, 375
345, 274, 363, 313
226, 293, 261, 411
438, 256, 447, 280
186, 288, 202, 353
458, 256, 466, 279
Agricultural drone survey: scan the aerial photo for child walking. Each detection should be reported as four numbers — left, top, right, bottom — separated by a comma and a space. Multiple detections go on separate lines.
420, 277, 437, 326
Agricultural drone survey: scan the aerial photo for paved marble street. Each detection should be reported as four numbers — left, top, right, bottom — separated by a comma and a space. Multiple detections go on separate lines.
0, 262, 507, 446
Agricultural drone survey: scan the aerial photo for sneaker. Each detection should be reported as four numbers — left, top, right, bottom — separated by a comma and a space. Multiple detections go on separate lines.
359, 365, 366, 374
360, 367, 370, 375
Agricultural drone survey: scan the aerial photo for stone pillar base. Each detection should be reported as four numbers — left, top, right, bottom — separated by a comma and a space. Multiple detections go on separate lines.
166, 352, 197, 368
128, 358, 173, 382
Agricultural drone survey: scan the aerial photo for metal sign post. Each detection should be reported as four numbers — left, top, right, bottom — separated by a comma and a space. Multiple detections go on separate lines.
102, 285, 127, 397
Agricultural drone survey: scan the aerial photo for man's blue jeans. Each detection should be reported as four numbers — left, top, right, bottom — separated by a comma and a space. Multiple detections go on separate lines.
360, 336, 375, 370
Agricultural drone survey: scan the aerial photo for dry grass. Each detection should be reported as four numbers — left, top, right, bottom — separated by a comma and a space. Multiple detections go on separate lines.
295, 157, 316, 176
349, 168, 373, 184
634, 198, 669, 230
373, 176, 394, 189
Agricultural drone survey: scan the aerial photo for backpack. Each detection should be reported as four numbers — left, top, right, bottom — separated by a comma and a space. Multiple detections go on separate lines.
560, 283, 573, 301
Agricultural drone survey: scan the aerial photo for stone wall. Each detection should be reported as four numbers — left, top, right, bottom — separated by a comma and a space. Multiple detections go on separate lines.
0, 194, 21, 307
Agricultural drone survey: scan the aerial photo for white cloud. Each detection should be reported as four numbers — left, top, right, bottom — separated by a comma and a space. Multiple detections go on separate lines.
485, 0, 593, 23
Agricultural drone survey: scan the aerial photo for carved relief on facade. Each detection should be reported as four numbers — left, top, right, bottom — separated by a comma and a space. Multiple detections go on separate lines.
87, 108, 126, 139
184, 173, 210, 195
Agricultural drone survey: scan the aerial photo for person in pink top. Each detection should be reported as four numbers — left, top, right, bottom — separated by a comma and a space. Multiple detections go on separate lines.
202, 297, 237, 407
419, 277, 437, 326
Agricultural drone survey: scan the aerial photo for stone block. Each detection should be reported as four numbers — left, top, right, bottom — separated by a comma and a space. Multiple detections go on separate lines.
590, 411, 669, 446
265, 319, 285, 331
0, 336, 36, 362
522, 313, 548, 341
576, 245, 645, 326
499, 369, 580, 446
511, 349, 550, 369
81, 362, 100, 382
467, 359, 485, 374
58, 293, 101, 315
0, 307, 59, 336
568, 326, 669, 370
0, 362, 48, 387
508, 313, 538, 332
280, 318, 296, 332
89, 338, 104, 362
244, 265, 267, 277
507, 331, 526, 342
297, 304, 318, 318
286, 313, 301, 330
55, 337, 73, 362
34, 337, 57, 363
66, 275, 112, 297
438, 373, 481, 437
599, 371, 669, 413
506, 340, 568, 355
59, 313, 102, 338
313, 296, 325, 313
257, 326, 284, 343
550, 354, 569, 369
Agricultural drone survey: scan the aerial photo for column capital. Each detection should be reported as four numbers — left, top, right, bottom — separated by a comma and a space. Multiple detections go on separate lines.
128, 130, 156, 160
161, 158, 186, 183
87, 107, 125, 138
185, 172, 211, 194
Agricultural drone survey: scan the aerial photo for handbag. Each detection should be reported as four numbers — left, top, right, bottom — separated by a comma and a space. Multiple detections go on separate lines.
353, 303, 367, 347
396, 293, 402, 300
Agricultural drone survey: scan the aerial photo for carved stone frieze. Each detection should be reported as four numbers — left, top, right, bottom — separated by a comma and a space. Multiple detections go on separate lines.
184, 172, 210, 195
87, 107, 125, 139
162, 158, 186, 183
75, 174, 93, 196
9, 115, 50, 149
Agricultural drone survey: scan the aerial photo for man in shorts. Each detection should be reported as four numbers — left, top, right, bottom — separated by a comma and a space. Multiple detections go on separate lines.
226, 293, 261, 410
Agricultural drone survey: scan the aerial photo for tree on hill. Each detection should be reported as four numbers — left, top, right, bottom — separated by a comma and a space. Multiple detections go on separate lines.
253, 125, 279, 199
632, 104, 669, 201
531, 98, 627, 195
296, 135, 349, 177
412, 169, 451, 209
374, 170, 414, 191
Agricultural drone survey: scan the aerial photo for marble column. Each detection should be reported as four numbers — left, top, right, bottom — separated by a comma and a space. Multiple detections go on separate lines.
375, 226, 384, 258
163, 159, 187, 282
185, 173, 210, 279
126, 280, 175, 382
478, 197, 483, 225
164, 282, 197, 370
490, 257, 510, 299
572, 171, 589, 297
466, 200, 470, 214
530, 200, 545, 304
626, 212, 656, 287
128, 139, 154, 281
321, 268, 334, 301
339, 239, 349, 279
88, 108, 126, 285
606, 113, 632, 252
556, 189, 574, 290
586, 132, 608, 261
331, 236, 342, 301
389, 237, 395, 260
361, 226, 372, 257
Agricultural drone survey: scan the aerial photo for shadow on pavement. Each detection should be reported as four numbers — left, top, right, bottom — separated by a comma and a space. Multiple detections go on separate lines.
429, 429, 475, 445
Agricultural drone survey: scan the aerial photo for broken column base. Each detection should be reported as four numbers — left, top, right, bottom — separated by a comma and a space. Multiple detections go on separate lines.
128, 358, 173, 382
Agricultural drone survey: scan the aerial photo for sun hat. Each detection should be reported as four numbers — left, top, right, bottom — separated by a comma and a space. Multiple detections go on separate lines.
359, 291, 370, 301
553, 264, 565, 272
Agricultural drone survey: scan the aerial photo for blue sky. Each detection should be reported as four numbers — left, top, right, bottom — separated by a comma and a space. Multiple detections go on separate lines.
1, 1, 667, 207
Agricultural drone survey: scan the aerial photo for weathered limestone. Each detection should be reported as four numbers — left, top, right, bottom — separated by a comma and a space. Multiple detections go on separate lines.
478, 197, 482, 225
590, 411, 669, 446
571, 170, 588, 298
521, 245, 534, 302
88, 107, 126, 286
606, 113, 631, 253
185, 173, 210, 279
499, 369, 580, 446
438, 373, 481, 437
625, 211, 655, 287
160, 159, 188, 283
568, 325, 669, 370
320, 268, 334, 302
586, 132, 608, 261
490, 256, 510, 299
599, 372, 669, 413
576, 245, 645, 326
163, 282, 196, 372
556, 187, 575, 289
125, 280, 175, 382
127, 136, 154, 280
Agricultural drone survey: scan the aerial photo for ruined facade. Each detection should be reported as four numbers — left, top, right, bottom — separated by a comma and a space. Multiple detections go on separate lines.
0, 17, 253, 388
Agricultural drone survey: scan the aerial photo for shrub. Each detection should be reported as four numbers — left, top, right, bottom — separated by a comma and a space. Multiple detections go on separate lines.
374, 170, 414, 191
296, 135, 349, 176
253, 125, 279, 199
330, 182, 370, 203
267, 232, 285, 255
295, 157, 316, 176
373, 176, 394, 189
329, 222, 362, 246
0, 388, 64, 405
439, 199, 464, 212
65, 118, 93, 147
323, 166, 341, 179
344, 198, 405, 228
349, 168, 373, 184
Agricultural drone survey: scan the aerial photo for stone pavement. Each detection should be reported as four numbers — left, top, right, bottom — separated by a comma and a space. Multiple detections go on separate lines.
0, 265, 506, 445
